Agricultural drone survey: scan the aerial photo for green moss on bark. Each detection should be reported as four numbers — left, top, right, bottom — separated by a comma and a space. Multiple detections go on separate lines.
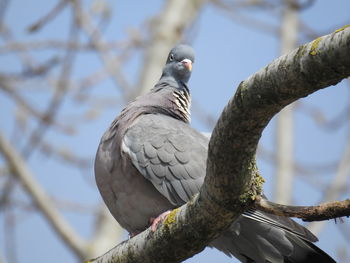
334, 24, 350, 33
163, 208, 179, 227
309, 37, 322, 56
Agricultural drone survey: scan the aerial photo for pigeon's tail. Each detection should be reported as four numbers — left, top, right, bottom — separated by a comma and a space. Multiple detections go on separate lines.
210, 215, 336, 263
282, 233, 336, 263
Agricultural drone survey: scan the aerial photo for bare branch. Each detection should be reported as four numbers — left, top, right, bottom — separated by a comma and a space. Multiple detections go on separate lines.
211, 0, 279, 35
38, 139, 92, 169
308, 136, 350, 234
255, 195, 350, 221
0, 132, 87, 259
296, 97, 350, 131
21, 16, 78, 158
0, 40, 128, 53
27, 0, 69, 33
0, 78, 73, 134
71, 0, 133, 95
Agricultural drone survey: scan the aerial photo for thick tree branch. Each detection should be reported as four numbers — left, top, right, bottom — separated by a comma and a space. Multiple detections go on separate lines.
204, 25, 350, 210
255, 196, 350, 221
90, 26, 350, 263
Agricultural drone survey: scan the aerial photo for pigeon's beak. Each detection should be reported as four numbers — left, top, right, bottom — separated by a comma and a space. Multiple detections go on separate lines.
181, 58, 192, 72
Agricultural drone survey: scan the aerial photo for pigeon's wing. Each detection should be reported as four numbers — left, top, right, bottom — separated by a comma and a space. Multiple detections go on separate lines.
121, 114, 208, 205
243, 208, 318, 242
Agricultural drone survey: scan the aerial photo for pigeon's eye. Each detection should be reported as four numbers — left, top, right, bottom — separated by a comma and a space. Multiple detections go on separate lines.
169, 54, 174, 61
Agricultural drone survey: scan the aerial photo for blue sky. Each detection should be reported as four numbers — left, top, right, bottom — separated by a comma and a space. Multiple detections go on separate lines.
0, 1, 350, 262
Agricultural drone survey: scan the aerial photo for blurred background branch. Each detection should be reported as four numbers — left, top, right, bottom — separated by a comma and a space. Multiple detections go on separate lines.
0, 132, 87, 258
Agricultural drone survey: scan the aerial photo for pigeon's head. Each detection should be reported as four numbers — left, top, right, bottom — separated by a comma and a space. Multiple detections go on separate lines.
162, 44, 195, 84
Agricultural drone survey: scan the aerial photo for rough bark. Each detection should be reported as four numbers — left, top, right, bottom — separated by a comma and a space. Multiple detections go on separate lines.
89, 25, 350, 263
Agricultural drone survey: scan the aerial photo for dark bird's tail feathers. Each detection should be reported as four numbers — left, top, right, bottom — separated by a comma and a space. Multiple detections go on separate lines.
211, 209, 336, 263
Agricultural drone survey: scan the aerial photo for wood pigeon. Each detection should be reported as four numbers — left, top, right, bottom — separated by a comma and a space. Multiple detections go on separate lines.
95, 44, 336, 263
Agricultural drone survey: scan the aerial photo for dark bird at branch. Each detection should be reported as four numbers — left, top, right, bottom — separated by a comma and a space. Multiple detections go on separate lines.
95, 44, 336, 263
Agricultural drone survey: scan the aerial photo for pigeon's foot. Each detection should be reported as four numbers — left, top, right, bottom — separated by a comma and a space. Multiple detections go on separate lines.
149, 210, 171, 232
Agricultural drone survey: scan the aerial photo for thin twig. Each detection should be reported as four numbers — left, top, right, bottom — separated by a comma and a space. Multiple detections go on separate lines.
38, 139, 92, 169
0, 40, 125, 53
257, 146, 339, 182
308, 135, 350, 234
21, 14, 78, 158
71, 0, 132, 96
211, 0, 279, 35
0, 79, 73, 134
255, 195, 350, 221
27, 0, 69, 33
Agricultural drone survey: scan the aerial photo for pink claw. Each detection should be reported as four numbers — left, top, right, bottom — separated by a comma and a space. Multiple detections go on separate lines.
149, 210, 171, 232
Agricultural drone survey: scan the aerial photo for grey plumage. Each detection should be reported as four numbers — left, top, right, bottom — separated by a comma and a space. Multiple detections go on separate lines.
95, 44, 336, 263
